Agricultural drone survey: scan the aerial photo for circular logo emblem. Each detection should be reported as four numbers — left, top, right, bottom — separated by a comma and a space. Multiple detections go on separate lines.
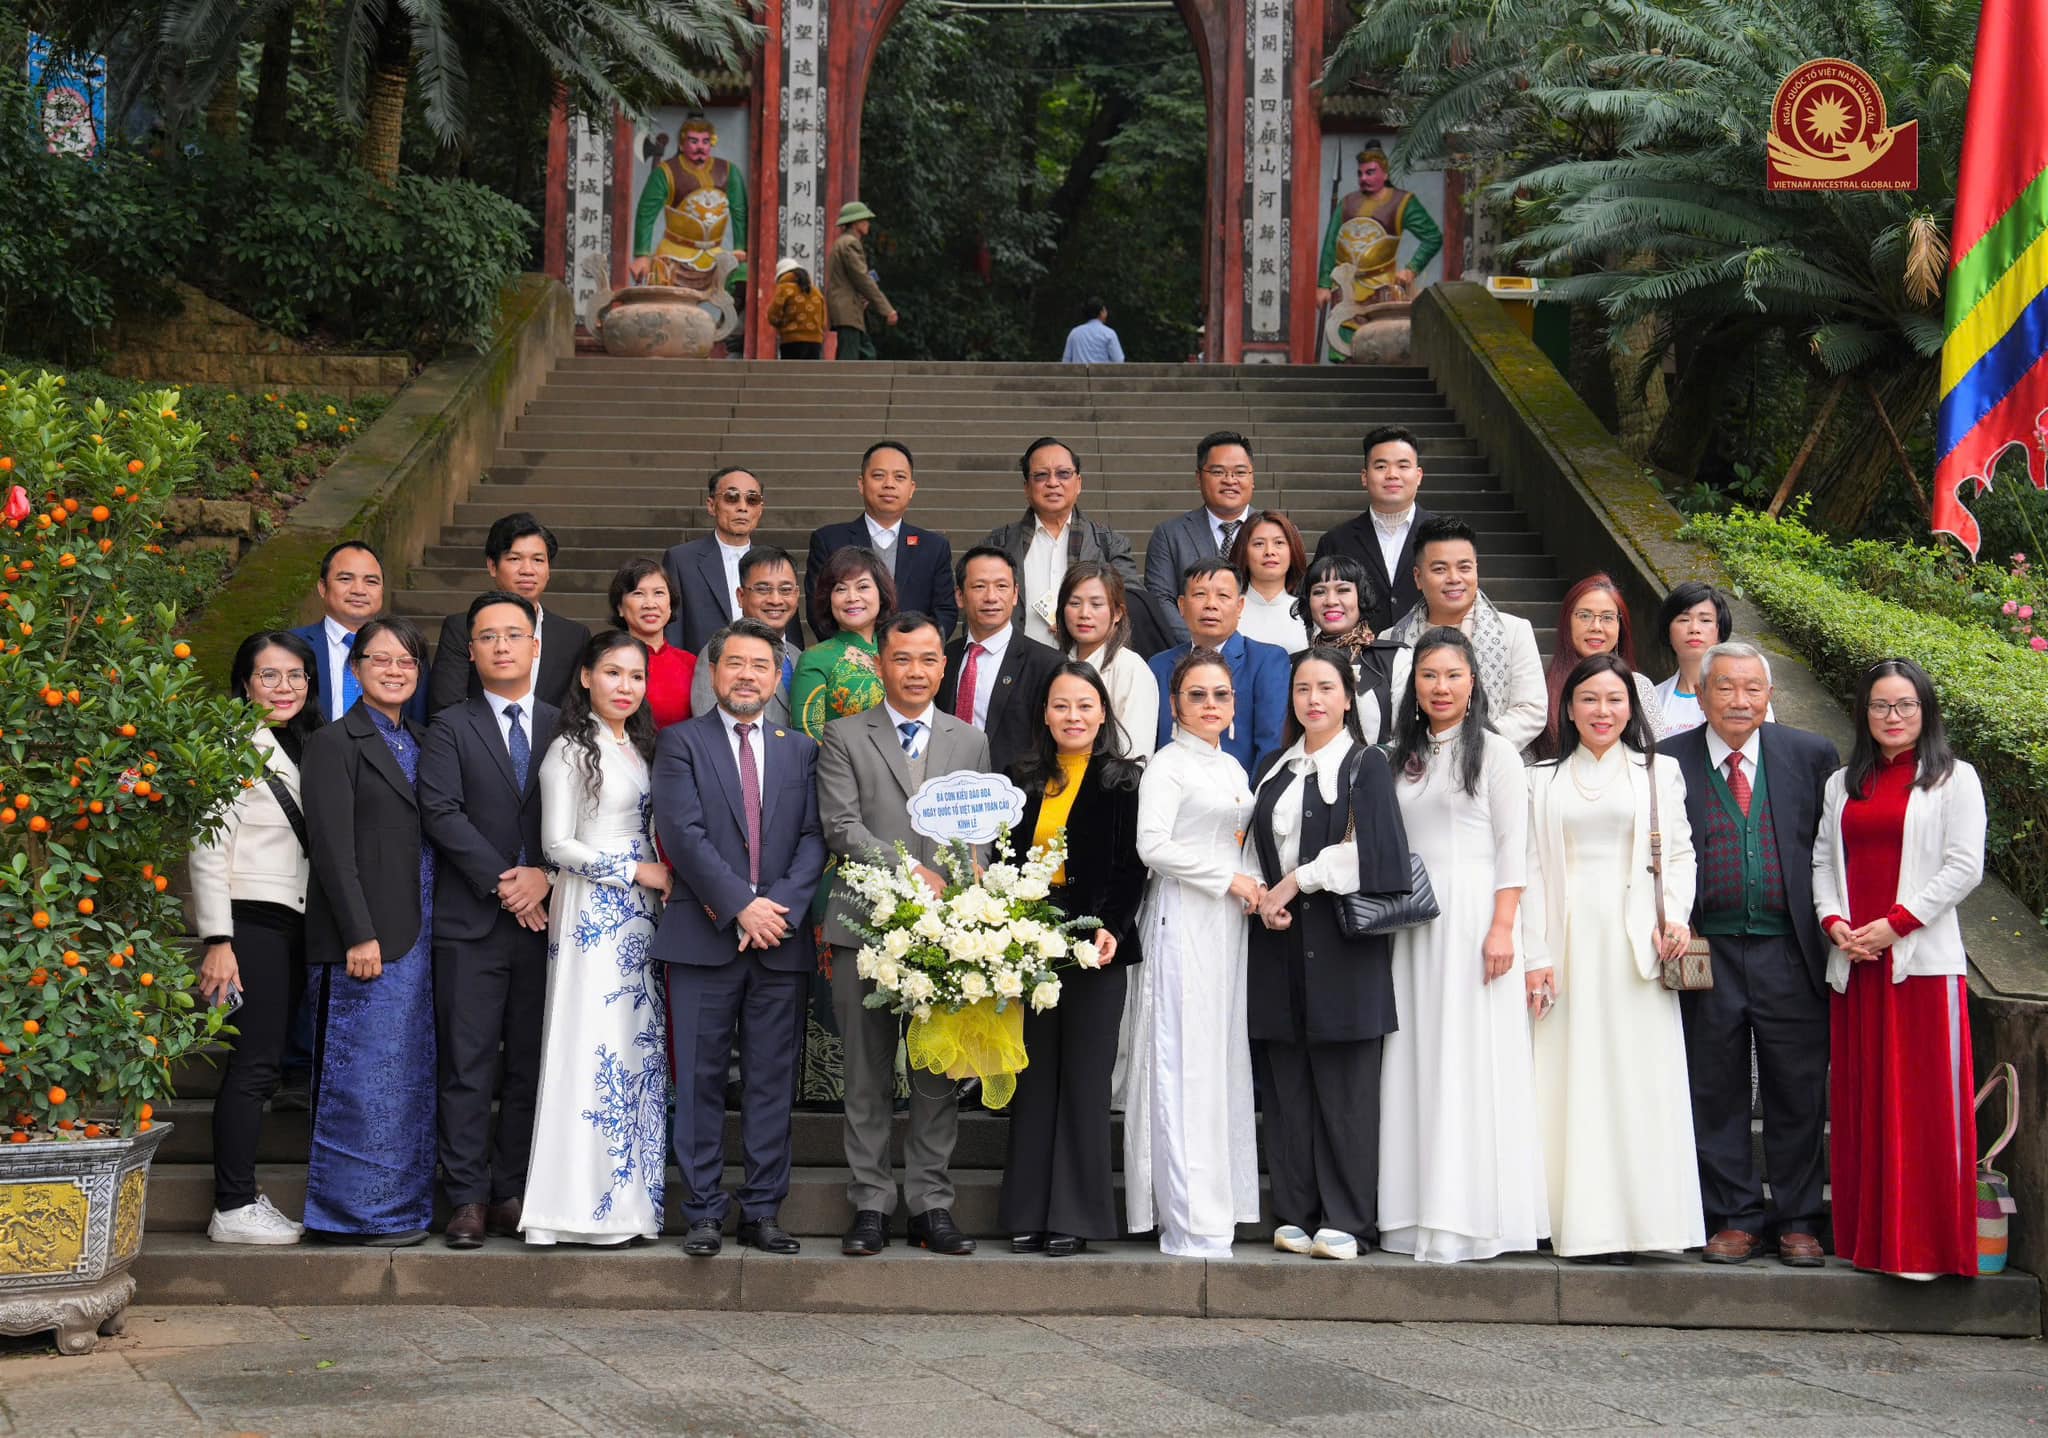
1767, 58, 1917, 190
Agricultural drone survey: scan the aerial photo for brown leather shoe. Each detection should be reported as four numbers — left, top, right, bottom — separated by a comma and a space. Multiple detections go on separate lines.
486, 1196, 522, 1238
444, 1202, 486, 1250
1778, 1232, 1826, 1267
1702, 1228, 1760, 1264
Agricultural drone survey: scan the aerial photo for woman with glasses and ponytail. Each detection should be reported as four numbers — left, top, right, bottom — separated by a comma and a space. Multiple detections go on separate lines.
1815, 659, 1986, 1279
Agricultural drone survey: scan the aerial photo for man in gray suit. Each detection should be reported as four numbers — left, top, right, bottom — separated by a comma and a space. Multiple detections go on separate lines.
983, 437, 1139, 647
689, 546, 805, 725
815, 612, 992, 1258
1144, 430, 1259, 646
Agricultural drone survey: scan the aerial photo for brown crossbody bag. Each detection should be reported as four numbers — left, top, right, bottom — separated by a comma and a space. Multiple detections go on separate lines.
1645, 763, 1714, 991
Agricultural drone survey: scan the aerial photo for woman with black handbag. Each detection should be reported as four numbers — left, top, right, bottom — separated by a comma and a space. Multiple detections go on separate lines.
1376, 627, 1549, 1263
1247, 646, 1414, 1260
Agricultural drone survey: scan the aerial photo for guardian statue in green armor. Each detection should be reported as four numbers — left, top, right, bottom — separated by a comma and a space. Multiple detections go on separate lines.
630, 113, 748, 297
1315, 142, 1442, 362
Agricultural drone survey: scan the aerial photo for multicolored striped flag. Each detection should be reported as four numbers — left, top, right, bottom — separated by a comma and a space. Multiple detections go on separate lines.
1934, 0, 2048, 557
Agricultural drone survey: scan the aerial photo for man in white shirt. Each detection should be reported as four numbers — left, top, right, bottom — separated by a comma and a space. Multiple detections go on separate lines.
1061, 298, 1126, 364
1144, 430, 1258, 645
804, 441, 957, 640
983, 438, 1140, 646
666, 468, 785, 652
293, 540, 427, 724
937, 547, 1063, 772
1311, 424, 1436, 633
427, 513, 590, 716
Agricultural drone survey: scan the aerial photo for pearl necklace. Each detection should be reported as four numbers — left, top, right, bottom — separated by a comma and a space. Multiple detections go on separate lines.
1567, 746, 1625, 801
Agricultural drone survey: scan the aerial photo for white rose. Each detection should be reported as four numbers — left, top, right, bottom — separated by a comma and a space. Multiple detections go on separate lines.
1014, 875, 1051, 901
869, 902, 896, 928
874, 959, 901, 990
1029, 979, 1062, 1012
912, 1003, 933, 1022
1037, 929, 1068, 959
914, 911, 945, 940
903, 971, 936, 1003
1072, 939, 1102, 969
958, 970, 989, 1001
855, 946, 881, 979
993, 966, 1024, 999
883, 929, 913, 960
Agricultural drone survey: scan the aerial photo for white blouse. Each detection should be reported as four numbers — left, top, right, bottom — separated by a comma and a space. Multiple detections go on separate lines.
1074, 641, 1160, 760
1238, 587, 1307, 654
1256, 735, 1361, 895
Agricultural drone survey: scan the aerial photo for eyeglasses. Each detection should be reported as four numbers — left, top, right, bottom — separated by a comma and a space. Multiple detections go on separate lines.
360, 654, 419, 672
717, 490, 764, 507
1028, 468, 1078, 485
1572, 609, 1621, 627
474, 629, 533, 648
1868, 699, 1922, 719
1201, 466, 1254, 481
253, 669, 309, 689
1179, 686, 1233, 705
745, 581, 800, 598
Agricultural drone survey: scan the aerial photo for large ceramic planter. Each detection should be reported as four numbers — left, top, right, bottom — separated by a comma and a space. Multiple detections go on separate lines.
1347, 299, 1415, 365
597, 285, 731, 359
0, 1122, 170, 1354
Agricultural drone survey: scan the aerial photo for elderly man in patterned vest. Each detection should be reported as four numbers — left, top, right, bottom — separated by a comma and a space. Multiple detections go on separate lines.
1664, 641, 1840, 1268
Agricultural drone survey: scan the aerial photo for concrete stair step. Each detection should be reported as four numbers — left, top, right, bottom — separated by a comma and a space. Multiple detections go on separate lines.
486, 440, 1487, 465
129, 1235, 2040, 1333
515, 401, 1457, 427
505, 421, 1472, 446
429, 524, 1556, 554
475, 459, 1503, 485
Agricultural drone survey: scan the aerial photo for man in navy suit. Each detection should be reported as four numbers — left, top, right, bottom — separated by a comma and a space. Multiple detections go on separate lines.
418, 591, 558, 1249
805, 440, 957, 641
1147, 558, 1289, 779
655, 618, 828, 1258
293, 540, 426, 725
935, 546, 1063, 773
664, 467, 796, 652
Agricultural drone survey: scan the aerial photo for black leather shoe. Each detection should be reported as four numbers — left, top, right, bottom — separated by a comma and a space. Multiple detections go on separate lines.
682, 1219, 723, 1257
443, 1203, 486, 1250
907, 1206, 976, 1255
842, 1209, 889, 1256
1011, 1232, 1048, 1254
1045, 1233, 1088, 1257
739, 1218, 802, 1255
485, 1196, 522, 1238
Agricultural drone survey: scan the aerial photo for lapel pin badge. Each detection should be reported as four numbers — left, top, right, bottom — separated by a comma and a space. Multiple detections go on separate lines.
774, 729, 786, 738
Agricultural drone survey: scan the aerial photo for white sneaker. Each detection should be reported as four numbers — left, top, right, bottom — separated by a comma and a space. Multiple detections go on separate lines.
209, 1194, 304, 1245
1273, 1225, 1312, 1254
1310, 1228, 1359, 1260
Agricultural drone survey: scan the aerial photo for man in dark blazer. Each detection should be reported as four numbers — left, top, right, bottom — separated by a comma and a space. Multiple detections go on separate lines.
935, 546, 1063, 774
293, 539, 427, 726
806, 441, 957, 641
1665, 640, 1839, 1269
1143, 430, 1259, 646
816, 614, 991, 1258
664, 466, 801, 652
1311, 425, 1433, 635
984, 437, 1139, 648
427, 513, 589, 716
655, 618, 828, 1258
418, 591, 558, 1250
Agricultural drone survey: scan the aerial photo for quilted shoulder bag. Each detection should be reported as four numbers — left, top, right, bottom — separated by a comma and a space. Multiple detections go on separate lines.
1333, 746, 1439, 939
1647, 762, 1713, 991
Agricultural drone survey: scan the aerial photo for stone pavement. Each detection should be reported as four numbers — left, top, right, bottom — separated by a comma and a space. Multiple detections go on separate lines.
3, 1306, 2044, 1437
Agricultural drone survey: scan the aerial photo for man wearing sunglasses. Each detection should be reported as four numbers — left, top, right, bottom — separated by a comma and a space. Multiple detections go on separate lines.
665, 468, 795, 652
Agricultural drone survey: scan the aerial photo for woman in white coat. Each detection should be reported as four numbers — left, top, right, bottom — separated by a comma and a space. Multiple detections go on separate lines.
191, 631, 323, 1245
1814, 658, 1986, 1278
1127, 648, 1264, 1258
1525, 653, 1704, 1262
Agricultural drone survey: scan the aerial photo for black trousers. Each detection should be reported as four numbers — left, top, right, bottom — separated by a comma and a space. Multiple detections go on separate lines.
211, 902, 305, 1211
433, 928, 548, 1206
1261, 1038, 1382, 1241
779, 341, 823, 359
998, 962, 1128, 1240
1680, 931, 1830, 1238
668, 956, 805, 1224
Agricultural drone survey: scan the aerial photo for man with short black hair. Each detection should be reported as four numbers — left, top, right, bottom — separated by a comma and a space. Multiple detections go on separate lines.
1145, 431, 1258, 645
984, 437, 1138, 646
815, 612, 989, 1258
295, 540, 426, 724
1312, 425, 1435, 634
419, 590, 558, 1250
689, 546, 806, 726
428, 514, 589, 716
1145, 559, 1289, 778
805, 441, 956, 640
1061, 298, 1125, 364
936, 546, 1063, 773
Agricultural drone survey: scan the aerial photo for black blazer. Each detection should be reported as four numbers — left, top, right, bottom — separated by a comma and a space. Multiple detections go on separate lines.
806, 517, 958, 641
1665, 721, 1839, 989
427, 607, 588, 718
1311, 503, 1435, 635
1247, 742, 1412, 1044
1001, 758, 1147, 962
417, 694, 559, 945
937, 632, 1065, 775
301, 703, 426, 967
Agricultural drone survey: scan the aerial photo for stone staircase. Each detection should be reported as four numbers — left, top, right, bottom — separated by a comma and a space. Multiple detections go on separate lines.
143, 359, 2040, 1332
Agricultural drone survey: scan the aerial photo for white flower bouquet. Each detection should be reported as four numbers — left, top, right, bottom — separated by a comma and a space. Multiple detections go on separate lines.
837, 830, 1105, 1107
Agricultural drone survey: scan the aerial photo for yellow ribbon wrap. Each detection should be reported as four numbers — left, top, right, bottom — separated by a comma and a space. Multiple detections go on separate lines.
906, 1000, 1028, 1110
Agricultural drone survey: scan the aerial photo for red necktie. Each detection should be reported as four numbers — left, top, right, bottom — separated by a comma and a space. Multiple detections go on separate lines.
955, 642, 984, 724
735, 722, 762, 888
1725, 752, 1752, 817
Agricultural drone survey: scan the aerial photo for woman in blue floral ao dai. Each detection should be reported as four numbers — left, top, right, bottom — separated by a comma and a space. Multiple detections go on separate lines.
520, 632, 674, 1245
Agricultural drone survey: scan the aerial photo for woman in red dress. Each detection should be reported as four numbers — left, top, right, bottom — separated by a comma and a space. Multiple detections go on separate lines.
610, 559, 695, 729
1814, 658, 1986, 1278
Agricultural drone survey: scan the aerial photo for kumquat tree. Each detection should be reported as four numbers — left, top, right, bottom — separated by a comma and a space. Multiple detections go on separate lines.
0, 369, 263, 1143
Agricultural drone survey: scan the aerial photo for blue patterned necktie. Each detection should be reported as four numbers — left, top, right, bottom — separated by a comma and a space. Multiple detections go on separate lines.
340, 631, 362, 716
504, 702, 530, 863
898, 719, 922, 758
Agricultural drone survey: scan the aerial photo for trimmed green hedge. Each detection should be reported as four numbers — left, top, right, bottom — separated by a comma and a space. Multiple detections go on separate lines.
1695, 530, 2048, 920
